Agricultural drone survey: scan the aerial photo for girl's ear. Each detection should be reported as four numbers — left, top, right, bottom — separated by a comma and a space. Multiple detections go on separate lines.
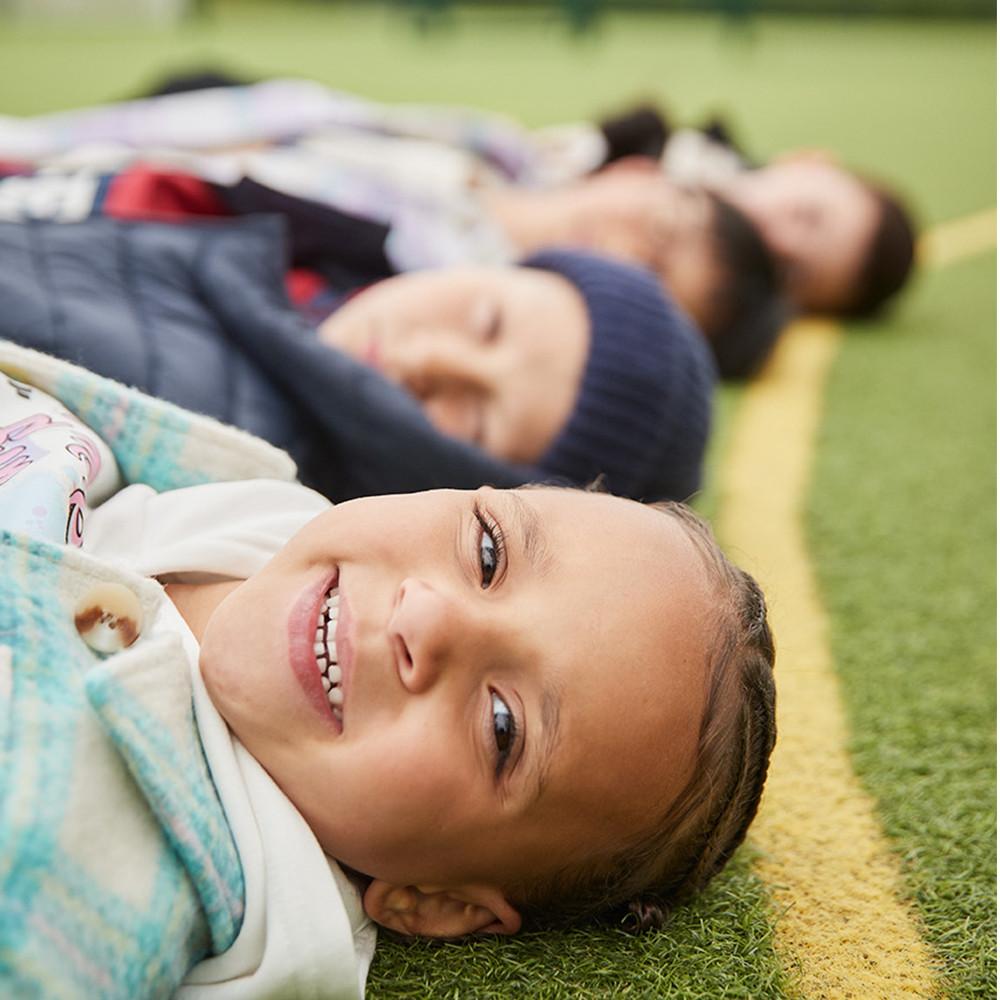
363, 879, 522, 938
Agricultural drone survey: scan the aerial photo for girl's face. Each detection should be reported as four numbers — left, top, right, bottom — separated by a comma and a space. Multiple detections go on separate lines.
318, 267, 589, 465
200, 487, 712, 928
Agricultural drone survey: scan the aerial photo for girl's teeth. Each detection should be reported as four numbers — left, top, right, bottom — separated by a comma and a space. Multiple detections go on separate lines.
314, 586, 343, 719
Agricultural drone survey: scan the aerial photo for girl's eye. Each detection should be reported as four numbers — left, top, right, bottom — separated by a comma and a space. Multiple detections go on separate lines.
479, 527, 497, 587
491, 691, 517, 774
474, 505, 506, 589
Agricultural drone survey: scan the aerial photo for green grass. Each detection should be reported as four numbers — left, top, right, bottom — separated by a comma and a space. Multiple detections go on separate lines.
0, 4, 993, 997
372, 854, 785, 998
809, 253, 997, 999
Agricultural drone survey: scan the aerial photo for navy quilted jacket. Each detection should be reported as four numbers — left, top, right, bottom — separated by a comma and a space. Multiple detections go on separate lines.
0, 215, 533, 502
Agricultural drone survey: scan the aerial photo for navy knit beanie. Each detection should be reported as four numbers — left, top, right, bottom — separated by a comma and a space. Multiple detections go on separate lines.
524, 249, 718, 501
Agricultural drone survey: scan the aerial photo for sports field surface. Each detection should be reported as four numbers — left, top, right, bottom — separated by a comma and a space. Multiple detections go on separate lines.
1, 4, 993, 997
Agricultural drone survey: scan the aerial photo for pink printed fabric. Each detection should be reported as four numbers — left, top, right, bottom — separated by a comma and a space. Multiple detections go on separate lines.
0, 371, 120, 546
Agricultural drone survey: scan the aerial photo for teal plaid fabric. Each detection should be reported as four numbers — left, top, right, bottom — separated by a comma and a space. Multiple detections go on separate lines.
0, 342, 299, 998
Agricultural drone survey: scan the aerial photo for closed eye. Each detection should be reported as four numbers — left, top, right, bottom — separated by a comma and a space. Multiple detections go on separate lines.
484, 303, 502, 343
792, 202, 823, 231
471, 297, 502, 344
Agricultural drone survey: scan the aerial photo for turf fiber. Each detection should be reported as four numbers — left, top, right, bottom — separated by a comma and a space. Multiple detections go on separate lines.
0, 4, 993, 997
809, 253, 997, 998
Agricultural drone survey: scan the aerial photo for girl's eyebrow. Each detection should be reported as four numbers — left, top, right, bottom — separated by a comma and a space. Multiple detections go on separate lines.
500, 491, 558, 804
526, 683, 562, 807
507, 492, 552, 577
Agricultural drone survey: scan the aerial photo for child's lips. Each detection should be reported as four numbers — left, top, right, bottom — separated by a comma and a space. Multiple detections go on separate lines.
288, 569, 342, 732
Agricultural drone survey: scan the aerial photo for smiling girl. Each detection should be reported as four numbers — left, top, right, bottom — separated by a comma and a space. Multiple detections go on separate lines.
182, 484, 776, 939
1, 342, 775, 998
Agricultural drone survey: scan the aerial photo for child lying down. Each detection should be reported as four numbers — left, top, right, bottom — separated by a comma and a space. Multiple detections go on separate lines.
0, 341, 776, 999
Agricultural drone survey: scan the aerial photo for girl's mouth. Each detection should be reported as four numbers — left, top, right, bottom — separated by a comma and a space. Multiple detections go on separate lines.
314, 584, 343, 725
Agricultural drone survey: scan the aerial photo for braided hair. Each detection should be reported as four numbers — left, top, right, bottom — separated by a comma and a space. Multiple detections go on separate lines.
513, 501, 777, 931
842, 180, 917, 319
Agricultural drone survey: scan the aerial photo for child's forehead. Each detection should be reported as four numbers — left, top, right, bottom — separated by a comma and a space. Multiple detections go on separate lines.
523, 488, 684, 544
509, 490, 711, 612
506, 544, 709, 848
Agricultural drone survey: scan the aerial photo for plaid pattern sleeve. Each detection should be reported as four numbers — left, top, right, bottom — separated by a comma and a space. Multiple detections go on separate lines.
0, 342, 304, 997
0, 537, 243, 999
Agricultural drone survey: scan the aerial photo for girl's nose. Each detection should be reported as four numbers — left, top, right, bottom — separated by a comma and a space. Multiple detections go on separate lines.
389, 577, 472, 694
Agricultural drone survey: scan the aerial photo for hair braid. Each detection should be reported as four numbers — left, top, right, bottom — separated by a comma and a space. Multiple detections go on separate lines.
621, 576, 776, 931
513, 505, 777, 933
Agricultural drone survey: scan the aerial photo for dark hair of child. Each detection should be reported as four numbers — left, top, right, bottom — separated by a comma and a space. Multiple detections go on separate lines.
597, 103, 671, 164
702, 196, 787, 380
512, 500, 777, 932
842, 181, 917, 319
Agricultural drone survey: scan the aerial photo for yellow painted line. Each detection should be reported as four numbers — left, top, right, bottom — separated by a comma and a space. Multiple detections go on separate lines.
918, 206, 996, 269
717, 320, 939, 998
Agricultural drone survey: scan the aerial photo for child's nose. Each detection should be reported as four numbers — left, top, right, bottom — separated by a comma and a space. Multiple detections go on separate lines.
389, 577, 473, 694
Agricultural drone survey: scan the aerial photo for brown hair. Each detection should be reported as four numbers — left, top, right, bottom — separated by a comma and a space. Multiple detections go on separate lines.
703, 194, 788, 379
843, 181, 917, 319
512, 500, 777, 930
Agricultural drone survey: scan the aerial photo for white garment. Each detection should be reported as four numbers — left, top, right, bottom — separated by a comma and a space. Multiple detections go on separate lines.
661, 128, 746, 188
87, 480, 377, 1000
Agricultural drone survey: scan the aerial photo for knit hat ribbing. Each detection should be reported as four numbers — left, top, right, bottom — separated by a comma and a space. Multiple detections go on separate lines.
524, 249, 717, 501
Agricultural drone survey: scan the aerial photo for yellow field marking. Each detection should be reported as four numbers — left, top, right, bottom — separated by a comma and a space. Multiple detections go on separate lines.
717, 320, 939, 998
918, 206, 996, 268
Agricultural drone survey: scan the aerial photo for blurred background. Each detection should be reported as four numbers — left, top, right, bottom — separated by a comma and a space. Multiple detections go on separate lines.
0, 0, 992, 227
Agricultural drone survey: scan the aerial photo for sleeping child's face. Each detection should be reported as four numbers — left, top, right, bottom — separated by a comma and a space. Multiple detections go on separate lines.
199, 487, 714, 937
317, 267, 589, 465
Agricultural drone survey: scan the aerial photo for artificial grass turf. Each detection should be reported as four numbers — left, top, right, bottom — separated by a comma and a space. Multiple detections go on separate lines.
808, 252, 997, 999
369, 854, 785, 999
1, 5, 994, 997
